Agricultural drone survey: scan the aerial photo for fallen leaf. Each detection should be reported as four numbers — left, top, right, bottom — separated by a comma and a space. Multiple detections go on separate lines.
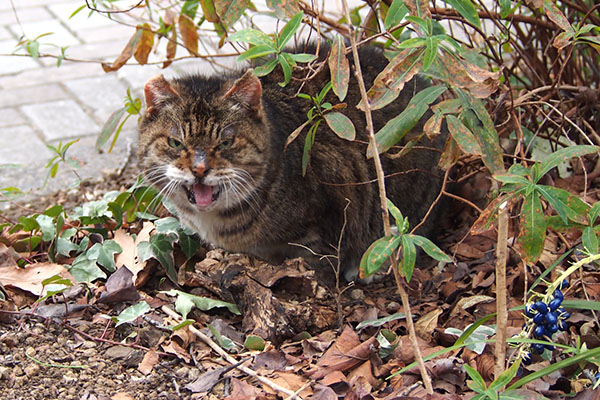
415, 308, 443, 341
114, 222, 154, 286
138, 349, 159, 375
0, 243, 19, 268
0, 263, 74, 296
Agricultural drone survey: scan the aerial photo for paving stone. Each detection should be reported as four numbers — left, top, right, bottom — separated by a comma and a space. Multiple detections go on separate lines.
0, 108, 26, 128
64, 40, 129, 62
64, 74, 129, 122
0, 26, 11, 40
0, 0, 72, 12
78, 23, 136, 45
9, 19, 81, 50
0, 39, 40, 75
0, 61, 103, 89
0, 125, 50, 165
49, 2, 114, 31
20, 99, 98, 141
0, 6, 52, 25
0, 84, 67, 108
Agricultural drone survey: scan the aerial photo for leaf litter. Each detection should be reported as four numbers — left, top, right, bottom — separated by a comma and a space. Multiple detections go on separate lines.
0, 153, 599, 399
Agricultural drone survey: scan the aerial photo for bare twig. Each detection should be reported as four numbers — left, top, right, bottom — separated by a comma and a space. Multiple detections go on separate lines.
161, 306, 304, 399
494, 201, 509, 379
340, 0, 433, 394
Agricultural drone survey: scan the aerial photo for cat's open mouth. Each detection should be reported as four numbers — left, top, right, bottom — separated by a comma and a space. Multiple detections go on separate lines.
183, 181, 220, 209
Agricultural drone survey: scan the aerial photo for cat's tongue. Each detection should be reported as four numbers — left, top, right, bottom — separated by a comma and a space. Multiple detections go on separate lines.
193, 182, 214, 207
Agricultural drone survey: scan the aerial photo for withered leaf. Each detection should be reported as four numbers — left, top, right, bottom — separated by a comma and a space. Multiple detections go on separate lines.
200, 0, 219, 23
403, 0, 431, 18
178, 13, 199, 56
328, 35, 349, 102
359, 47, 424, 111
133, 23, 154, 65
214, 0, 249, 27
102, 28, 143, 72
163, 27, 177, 69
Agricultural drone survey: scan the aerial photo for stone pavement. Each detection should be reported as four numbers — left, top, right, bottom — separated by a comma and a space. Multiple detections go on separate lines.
0, 0, 234, 208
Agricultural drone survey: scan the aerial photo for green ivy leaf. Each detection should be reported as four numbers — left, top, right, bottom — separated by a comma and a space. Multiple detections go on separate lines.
112, 301, 151, 327
86, 240, 123, 272
237, 45, 277, 61
69, 253, 106, 283
178, 230, 202, 259
253, 58, 279, 77
35, 214, 56, 242
164, 289, 241, 319
154, 217, 181, 235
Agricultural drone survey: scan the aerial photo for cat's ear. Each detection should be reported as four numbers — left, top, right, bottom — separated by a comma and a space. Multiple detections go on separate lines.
223, 70, 262, 112
144, 75, 179, 115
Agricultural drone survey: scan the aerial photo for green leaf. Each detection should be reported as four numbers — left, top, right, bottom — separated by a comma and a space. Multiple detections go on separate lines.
590, 202, 600, 225
208, 324, 240, 352
35, 214, 56, 242
447, 115, 482, 156
328, 35, 349, 101
112, 301, 151, 327
237, 45, 277, 61
86, 240, 122, 272
489, 359, 520, 391
164, 289, 241, 319
277, 53, 292, 86
324, 112, 355, 141
536, 145, 599, 182
422, 36, 439, 71
178, 230, 202, 259
464, 364, 486, 392
387, 198, 404, 228
410, 234, 451, 262
288, 53, 316, 63
244, 335, 266, 351
69, 253, 106, 283
384, 0, 408, 30
360, 235, 402, 278
494, 173, 531, 188
356, 312, 406, 329
401, 235, 416, 281
456, 91, 505, 174
214, 0, 249, 27
445, 0, 481, 28
56, 237, 78, 257
227, 29, 275, 47
519, 191, 546, 263
536, 185, 588, 225
154, 217, 181, 235
370, 85, 447, 156
582, 227, 599, 254
253, 58, 278, 76
148, 233, 178, 283
277, 11, 303, 50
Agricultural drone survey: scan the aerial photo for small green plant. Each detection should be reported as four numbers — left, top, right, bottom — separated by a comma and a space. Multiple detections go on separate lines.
360, 198, 451, 280
44, 139, 81, 186
226, 11, 316, 86
489, 145, 599, 263
465, 361, 521, 400
97, 88, 142, 153
15, 32, 69, 67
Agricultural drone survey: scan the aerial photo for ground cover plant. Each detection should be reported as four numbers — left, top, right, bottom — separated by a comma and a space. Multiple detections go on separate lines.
1, 0, 600, 398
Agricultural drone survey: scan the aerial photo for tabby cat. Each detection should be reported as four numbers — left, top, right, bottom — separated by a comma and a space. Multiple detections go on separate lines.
138, 44, 446, 280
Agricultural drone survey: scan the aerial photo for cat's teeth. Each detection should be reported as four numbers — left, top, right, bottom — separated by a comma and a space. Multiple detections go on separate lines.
183, 185, 195, 203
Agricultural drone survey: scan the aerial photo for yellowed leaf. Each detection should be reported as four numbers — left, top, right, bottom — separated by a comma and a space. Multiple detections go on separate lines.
0, 262, 74, 296
415, 308, 443, 341
114, 221, 154, 287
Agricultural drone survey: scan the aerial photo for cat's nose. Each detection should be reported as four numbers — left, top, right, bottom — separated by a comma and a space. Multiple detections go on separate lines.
192, 150, 208, 177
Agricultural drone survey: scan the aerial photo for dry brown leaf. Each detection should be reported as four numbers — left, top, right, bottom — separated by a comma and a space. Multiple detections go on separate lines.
0, 243, 19, 268
178, 14, 198, 55
450, 295, 494, 317
138, 349, 159, 375
114, 221, 154, 286
162, 340, 191, 363
263, 371, 312, 398
111, 393, 135, 400
102, 27, 143, 72
308, 325, 377, 379
347, 360, 378, 388
0, 262, 74, 296
415, 308, 443, 341
133, 23, 154, 65
224, 378, 263, 400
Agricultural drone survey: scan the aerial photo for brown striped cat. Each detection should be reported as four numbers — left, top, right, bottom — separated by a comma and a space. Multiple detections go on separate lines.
137, 44, 446, 281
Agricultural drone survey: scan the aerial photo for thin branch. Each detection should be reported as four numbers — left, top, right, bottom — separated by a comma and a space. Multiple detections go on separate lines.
161, 306, 304, 400
341, 0, 433, 394
494, 201, 509, 379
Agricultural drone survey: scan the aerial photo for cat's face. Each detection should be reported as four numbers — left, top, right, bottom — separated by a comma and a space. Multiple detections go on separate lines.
138, 71, 269, 215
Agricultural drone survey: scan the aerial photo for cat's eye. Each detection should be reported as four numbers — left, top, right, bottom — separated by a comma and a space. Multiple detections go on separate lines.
218, 138, 234, 150
167, 137, 184, 150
